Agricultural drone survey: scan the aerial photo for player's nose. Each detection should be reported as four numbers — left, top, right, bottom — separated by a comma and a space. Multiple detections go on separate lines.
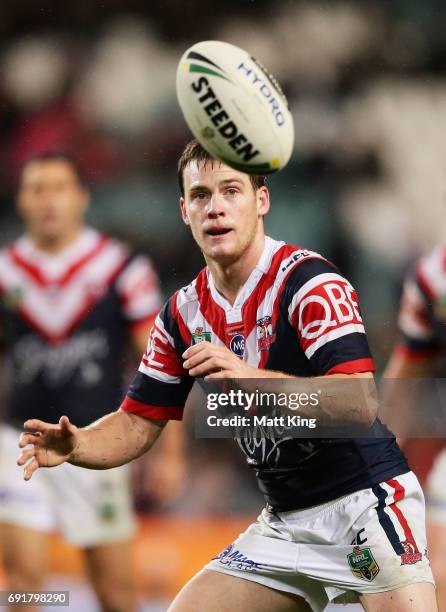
206, 193, 225, 217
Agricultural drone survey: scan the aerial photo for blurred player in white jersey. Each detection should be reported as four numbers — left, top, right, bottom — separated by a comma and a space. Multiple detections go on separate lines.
0, 152, 184, 612
18, 141, 437, 611
385, 246, 446, 609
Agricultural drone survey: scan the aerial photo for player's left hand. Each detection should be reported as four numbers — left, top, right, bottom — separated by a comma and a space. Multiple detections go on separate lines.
182, 341, 262, 380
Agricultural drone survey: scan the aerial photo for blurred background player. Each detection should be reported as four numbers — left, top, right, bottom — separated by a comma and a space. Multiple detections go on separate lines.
0, 152, 184, 611
385, 247, 446, 610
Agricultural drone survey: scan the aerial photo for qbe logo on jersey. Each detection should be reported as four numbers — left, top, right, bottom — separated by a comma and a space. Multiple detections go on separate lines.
293, 276, 365, 357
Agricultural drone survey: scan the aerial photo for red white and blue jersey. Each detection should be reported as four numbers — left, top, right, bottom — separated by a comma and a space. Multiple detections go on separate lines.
122, 237, 408, 509
397, 245, 446, 361
0, 227, 162, 427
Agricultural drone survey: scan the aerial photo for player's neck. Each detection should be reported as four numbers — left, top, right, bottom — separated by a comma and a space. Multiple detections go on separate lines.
29, 227, 84, 255
207, 234, 265, 305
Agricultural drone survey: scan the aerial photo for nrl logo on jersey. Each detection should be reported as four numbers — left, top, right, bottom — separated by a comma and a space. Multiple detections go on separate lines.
433, 295, 446, 321
347, 546, 379, 582
192, 327, 211, 344
2, 287, 24, 310
257, 316, 276, 351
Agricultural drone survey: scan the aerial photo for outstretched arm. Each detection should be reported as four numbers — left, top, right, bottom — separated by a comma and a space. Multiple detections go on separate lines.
18, 410, 166, 481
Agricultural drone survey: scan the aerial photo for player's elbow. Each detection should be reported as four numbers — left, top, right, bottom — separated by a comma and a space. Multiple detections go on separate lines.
362, 396, 379, 427
344, 377, 379, 427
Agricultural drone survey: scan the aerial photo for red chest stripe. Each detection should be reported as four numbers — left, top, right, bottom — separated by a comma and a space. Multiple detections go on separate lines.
171, 290, 192, 346
195, 270, 227, 345
9, 236, 109, 289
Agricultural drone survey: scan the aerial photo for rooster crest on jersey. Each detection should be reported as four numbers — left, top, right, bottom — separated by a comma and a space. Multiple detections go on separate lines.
257, 316, 276, 352
400, 540, 422, 565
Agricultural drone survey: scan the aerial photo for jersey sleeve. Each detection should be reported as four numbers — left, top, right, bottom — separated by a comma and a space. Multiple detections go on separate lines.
0, 298, 4, 347
0, 277, 7, 348
395, 266, 440, 360
120, 297, 193, 420
115, 254, 163, 328
287, 258, 375, 375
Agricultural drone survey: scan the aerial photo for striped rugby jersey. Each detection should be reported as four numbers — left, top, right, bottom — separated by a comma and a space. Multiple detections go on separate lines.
123, 236, 408, 509
0, 227, 162, 427
397, 245, 446, 360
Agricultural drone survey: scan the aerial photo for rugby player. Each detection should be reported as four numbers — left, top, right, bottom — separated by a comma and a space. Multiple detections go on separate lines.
0, 152, 184, 612
18, 141, 437, 611
385, 246, 446, 610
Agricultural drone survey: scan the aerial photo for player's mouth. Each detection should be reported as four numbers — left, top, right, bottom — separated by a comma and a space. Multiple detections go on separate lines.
205, 227, 233, 238
39, 209, 60, 223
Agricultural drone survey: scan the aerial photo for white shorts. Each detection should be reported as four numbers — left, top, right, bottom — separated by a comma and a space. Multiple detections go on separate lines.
426, 447, 446, 526
206, 471, 433, 612
0, 425, 135, 547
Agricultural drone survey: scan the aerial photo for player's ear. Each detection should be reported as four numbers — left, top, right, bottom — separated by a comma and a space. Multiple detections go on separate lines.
257, 186, 270, 217
74, 186, 89, 224
16, 186, 31, 221
180, 197, 190, 225
15, 193, 25, 218
80, 187, 90, 213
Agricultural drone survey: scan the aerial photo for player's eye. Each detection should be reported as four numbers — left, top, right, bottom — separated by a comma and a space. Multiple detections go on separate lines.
53, 182, 68, 193
26, 184, 42, 194
225, 187, 238, 196
190, 191, 208, 201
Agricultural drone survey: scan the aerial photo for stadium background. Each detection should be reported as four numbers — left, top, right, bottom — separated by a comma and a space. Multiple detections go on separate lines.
0, 0, 445, 609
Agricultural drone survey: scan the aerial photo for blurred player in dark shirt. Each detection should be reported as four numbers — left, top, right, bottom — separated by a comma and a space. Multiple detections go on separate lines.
385, 246, 446, 610
0, 152, 184, 612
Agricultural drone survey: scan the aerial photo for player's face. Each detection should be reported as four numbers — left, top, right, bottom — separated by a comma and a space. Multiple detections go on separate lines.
17, 160, 89, 243
180, 160, 269, 265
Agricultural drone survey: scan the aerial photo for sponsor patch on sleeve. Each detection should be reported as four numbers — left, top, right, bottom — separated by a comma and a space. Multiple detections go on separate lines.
289, 272, 365, 360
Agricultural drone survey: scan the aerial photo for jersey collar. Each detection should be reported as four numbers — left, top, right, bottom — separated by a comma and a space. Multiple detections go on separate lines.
206, 236, 284, 323
14, 227, 101, 280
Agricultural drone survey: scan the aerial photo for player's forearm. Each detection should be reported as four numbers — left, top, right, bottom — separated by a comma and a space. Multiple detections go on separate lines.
304, 372, 377, 426
69, 410, 166, 469
240, 370, 378, 426
381, 350, 436, 438
383, 348, 436, 378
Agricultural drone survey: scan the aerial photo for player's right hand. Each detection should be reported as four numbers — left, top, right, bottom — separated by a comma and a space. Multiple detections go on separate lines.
17, 415, 78, 481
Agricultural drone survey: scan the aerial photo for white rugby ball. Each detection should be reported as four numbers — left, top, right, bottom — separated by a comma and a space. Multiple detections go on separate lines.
176, 40, 294, 175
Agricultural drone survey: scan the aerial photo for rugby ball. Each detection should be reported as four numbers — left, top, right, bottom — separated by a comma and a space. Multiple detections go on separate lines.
176, 40, 294, 175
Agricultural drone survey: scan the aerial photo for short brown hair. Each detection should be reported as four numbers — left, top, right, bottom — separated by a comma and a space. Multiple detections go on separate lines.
19, 151, 87, 188
178, 139, 266, 196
